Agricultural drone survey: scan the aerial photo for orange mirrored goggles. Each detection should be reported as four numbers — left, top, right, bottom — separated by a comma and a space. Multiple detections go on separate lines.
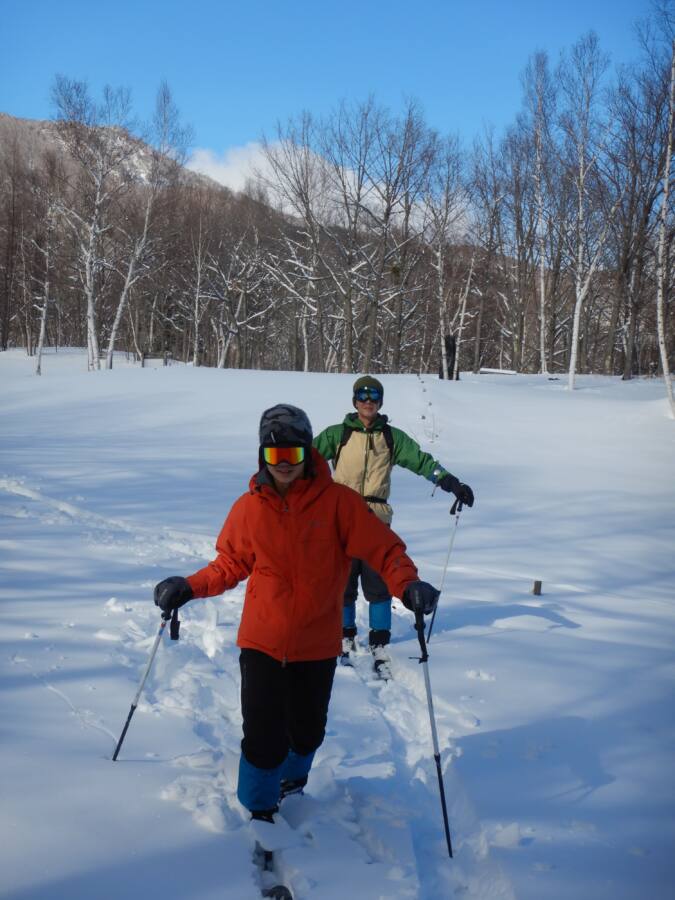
262, 445, 306, 466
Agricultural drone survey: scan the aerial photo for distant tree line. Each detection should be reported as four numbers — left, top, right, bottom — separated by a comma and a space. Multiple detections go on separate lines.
0, 13, 673, 396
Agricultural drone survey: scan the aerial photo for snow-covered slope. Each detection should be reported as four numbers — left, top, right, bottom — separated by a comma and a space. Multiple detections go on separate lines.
1, 349, 673, 899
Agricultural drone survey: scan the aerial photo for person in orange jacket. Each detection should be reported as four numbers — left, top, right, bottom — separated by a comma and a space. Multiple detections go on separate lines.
153, 404, 440, 823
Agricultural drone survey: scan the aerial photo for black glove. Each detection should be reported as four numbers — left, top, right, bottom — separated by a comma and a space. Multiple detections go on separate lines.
438, 474, 474, 507
402, 581, 440, 616
154, 576, 193, 615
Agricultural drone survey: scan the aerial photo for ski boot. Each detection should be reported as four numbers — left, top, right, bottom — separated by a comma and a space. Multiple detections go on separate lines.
341, 626, 357, 665
369, 629, 392, 680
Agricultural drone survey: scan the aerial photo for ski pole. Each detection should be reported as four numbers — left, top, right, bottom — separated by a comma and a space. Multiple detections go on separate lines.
414, 607, 454, 858
112, 607, 178, 761
427, 498, 463, 642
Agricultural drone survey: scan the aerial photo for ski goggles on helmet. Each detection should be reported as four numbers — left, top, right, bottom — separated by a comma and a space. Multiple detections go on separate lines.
262, 445, 306, 466
354, 386, 382, 403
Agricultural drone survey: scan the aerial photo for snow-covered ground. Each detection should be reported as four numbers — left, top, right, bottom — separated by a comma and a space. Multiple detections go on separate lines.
1, 348, 673, 900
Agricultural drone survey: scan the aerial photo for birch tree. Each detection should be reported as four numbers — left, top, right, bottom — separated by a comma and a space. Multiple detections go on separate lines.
424, 135, 466, 378
52, 76, 137, 370
259, 113, 330, 370
452, 252, 475, 379
655, 38, 675, 416
104, 82, 189, 368
558, 34, 622, 390
496, 123, 538, 371
208, 230, 273, 369
523, 51, 556, 374
30, 155, 63, 374
319, 98, 379, 372
603, 59, 667, 379
0, 128, 24, 351
32, 203, 55, 376
469, 129, 504, 372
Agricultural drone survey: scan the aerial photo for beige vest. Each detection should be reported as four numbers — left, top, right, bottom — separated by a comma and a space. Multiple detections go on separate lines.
333, 429, 394, 524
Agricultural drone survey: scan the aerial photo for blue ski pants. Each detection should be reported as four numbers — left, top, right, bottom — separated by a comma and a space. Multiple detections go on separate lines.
343, 558, 392, 636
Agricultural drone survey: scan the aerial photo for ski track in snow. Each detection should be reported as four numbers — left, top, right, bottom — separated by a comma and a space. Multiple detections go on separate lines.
10, 651, 120, 745
1, 474, 516, 897
1, 471, 516, 897
0, 473, 603, 606
0, 475, 214, 562
4, 357, 674, 900
106, 602, 515, 900
9, 460, 665, 898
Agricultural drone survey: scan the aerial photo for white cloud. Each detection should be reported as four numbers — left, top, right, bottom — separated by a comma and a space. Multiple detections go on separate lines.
186, 143, 271, 193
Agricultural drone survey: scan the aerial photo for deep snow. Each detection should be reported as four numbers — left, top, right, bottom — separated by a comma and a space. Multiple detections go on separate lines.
1, 348, 673, 900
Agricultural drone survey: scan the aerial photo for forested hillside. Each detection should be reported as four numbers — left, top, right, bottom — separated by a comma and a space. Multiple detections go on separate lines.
1, 26, 673, 384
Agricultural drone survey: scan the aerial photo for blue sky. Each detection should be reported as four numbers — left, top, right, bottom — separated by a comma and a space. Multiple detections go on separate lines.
2, 0, 654, 187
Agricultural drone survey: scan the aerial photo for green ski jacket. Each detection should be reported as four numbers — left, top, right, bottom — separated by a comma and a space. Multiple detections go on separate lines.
313, 413, 449, 524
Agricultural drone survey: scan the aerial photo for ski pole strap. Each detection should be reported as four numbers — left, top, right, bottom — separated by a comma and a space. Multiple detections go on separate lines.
450, 498, 463, 516
414, 610, 429, 663
170, 606, 180, 641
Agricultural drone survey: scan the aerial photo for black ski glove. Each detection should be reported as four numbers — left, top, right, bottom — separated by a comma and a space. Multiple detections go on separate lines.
438, 474, 474, 507
402, 581, 440, 616
154, 576, 193, 614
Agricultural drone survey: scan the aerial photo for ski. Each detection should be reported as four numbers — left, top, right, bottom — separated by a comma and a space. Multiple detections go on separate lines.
373, 658, 392, 681
254, 842, 293, 899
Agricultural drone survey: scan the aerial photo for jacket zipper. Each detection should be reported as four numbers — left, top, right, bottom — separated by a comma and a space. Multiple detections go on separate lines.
360, 429, 371, 496
281, 498, 296, 665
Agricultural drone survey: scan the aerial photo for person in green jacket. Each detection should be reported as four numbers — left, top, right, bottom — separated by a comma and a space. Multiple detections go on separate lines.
313, 375, 474, 676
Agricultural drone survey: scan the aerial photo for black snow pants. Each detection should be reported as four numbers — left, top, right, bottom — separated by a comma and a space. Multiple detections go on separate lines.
239, 648, 337, 770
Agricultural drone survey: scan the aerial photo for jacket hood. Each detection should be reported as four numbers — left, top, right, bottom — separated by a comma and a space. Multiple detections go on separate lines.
342, 412, 389, 432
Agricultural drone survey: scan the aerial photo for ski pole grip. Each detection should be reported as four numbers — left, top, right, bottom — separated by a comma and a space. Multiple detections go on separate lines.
170, 607, 180, 641
414, 609, 429, 662
414, 608, 425, 632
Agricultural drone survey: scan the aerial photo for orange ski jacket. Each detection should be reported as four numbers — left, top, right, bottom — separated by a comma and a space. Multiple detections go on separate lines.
186, 449, 418, 662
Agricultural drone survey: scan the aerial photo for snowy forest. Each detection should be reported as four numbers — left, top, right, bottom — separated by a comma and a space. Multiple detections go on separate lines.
1, 19, 674, 384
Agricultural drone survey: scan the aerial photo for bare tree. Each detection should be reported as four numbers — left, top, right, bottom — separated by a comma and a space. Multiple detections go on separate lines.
319, 98, 380, 372
259, 113, 330, 370
523, 51, 557, 374
52, 76, 137, 370
104, 82, 190, 368
656, 39, 675, 415
469, 129, 504, 372
3, 16, 673, 383
424, 135, 466, 378
356, 101, 434, 371
30, 153, 65, 374
558, 34, 623, 390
